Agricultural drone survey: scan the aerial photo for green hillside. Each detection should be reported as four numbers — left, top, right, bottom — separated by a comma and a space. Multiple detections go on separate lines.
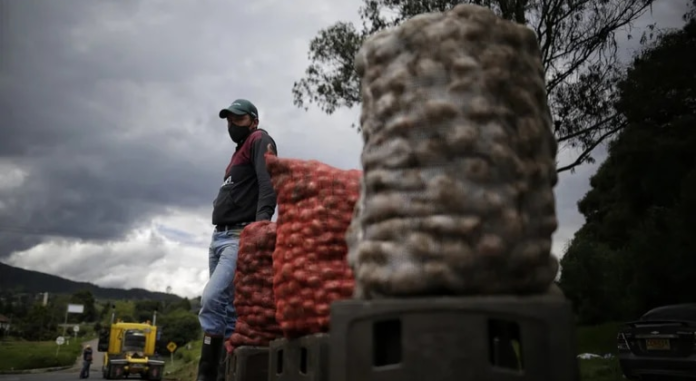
0, 262, 182, 301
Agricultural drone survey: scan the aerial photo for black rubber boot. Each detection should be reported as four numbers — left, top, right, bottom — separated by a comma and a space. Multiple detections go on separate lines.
216, 340, 228, 381
196, 334, 223, 381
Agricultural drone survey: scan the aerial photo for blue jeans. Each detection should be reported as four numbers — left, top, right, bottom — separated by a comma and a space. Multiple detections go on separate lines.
198, 229, 241, 339
80, 360, 91, 378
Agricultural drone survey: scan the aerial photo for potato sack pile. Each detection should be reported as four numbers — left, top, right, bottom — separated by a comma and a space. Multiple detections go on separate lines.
347, 3, 560, 299
265, 153, 360, 337
229, 221, 282, 349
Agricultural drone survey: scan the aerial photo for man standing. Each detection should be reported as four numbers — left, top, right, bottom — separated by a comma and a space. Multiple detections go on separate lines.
196, 99, 277, 381
79, 344, 93, 379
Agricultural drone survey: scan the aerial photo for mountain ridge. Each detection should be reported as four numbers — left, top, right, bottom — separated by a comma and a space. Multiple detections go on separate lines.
0, 261, 182, 301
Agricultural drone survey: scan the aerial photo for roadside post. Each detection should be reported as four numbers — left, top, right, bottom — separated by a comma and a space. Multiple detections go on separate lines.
167, 341, 177, 365
62, 304, 84, 335
55, 335, 65, 356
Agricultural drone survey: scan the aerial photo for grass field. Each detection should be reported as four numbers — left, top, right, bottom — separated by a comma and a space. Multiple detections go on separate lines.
164, 322, 626, 381
165, 340, 202, 380
579, 358, 624, 381
576, 323, 624, 381
577, 322, 621, 355
0, 339, 82, 372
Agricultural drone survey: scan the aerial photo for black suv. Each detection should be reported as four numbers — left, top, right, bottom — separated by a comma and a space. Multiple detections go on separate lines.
618, 303, 696, 379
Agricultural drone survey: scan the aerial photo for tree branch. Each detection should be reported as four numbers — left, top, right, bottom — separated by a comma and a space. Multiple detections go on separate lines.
556, 114, 620, 143
556, 123, 627, 173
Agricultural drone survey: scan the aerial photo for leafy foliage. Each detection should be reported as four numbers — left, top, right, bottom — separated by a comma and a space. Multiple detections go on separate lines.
70, 290, 97, 322
559, 14, 696, 323
0, 340, 82, 371
16, 304, 58, 341
95, 299, 199, 354
292, 0, 657, 172
156, 308, 200, 351
0, 290, 98, 340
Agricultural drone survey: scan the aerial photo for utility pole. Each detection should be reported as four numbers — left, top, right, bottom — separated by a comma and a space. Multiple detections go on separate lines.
62, 306, 68, 338
57, 303, 84, 355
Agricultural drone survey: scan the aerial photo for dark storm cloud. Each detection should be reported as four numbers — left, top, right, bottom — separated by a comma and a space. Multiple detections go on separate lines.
0, 0, 366, 277
0, 0, 688, 268
0, 0, 223, 257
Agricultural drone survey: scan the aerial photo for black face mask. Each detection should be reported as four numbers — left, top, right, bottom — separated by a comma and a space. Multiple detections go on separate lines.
228, 123, 252, 143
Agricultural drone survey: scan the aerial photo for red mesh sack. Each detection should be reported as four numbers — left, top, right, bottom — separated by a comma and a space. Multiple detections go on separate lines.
228, 221, 282, 351
265, 153, 360, 337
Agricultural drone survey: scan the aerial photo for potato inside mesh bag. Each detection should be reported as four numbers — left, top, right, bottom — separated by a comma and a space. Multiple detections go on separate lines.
230, 221, 281, 348
348, 4, 559, 299
266, 153, 359, 337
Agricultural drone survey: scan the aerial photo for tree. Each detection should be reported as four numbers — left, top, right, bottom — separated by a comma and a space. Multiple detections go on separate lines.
101, 300, 136, 324
559, 14, 696, 322
169, 297, 192, 313
292, 0, 658, 173
18, 304, 57, 341
156, 309, 200, 350
10, 294, 31, 320
134, 300, 162, 323
69, 290, 97, 322
558, 234, 626, 324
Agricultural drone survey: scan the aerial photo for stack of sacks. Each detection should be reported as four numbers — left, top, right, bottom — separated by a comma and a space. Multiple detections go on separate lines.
266, 153, 360, 337
228, 221, 282, 352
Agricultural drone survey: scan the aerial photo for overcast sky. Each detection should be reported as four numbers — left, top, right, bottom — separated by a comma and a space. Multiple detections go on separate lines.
0, 0, 689, 298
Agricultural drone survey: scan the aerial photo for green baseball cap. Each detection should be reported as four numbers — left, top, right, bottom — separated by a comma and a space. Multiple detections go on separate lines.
219, 99, 259, 119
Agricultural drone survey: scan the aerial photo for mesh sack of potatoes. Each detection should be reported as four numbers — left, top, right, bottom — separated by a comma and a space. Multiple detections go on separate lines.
266, 153, 359, 337
346, 4, 560, 299
229, 221, 282, 349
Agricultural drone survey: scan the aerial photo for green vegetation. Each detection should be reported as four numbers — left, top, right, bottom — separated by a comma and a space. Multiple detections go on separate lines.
580, 358, 623, 381
0, 262, 182, 302
291, 0, 658, 174
165, 340, 202, 381
560, 9, 696, 324
0, 339, 82, 372
157, 308, 200, 350
97, 299, 200, 354
577, 323, 623, 381
576, 323, 620, 356
0, 287, 199, 371
0, 291, 98, 341
70, 290, 98, 322
100, 300, 137, 323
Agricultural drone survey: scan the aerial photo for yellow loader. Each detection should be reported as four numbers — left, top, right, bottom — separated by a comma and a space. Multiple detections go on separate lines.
97, 309, 165, 380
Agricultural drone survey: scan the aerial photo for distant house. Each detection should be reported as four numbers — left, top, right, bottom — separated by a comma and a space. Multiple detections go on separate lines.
0, 314, 10, 331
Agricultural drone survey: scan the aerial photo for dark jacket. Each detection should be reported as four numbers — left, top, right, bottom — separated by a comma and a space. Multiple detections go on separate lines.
83, 348, 93, 362
212, 128, 277, 225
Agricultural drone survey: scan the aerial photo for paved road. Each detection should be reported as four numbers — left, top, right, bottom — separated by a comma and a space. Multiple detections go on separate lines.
0, 339, 103, 381
0, 371, 86, 381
